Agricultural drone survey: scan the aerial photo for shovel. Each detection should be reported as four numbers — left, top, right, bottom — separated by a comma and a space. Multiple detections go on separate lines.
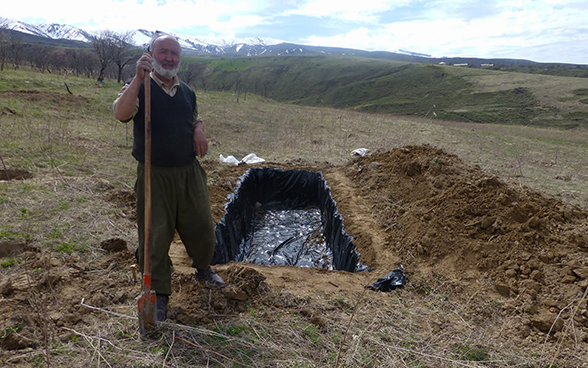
138, 72, 156, 334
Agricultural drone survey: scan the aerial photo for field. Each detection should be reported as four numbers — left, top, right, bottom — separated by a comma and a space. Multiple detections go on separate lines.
195, 55, 588, 128
1, 68, 588, 367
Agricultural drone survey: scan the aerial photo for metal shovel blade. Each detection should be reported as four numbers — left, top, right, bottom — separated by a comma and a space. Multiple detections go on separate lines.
137, 277, 156, 335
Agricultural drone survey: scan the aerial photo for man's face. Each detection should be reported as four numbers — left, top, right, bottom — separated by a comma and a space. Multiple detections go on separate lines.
151, 36, 181, 79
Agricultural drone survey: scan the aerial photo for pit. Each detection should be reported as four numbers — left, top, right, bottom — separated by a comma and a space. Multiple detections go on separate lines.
212, 167, 366, 272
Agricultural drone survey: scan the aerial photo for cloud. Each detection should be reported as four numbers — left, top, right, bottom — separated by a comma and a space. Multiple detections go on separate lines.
4, 0, 588, 63
301, 0, 588, 63
285, 0, 409, 22
5, 0, 266, 34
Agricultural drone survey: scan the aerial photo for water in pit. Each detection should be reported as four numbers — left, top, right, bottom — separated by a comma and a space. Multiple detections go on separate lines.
243, 208, 332, 269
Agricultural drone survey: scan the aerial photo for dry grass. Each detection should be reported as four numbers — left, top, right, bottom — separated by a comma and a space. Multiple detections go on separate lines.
35, 285, 526, 368
2, 69, 588, 367
201, 92, 588, 208
36, 279, 554, 368
457, 67, 588, 110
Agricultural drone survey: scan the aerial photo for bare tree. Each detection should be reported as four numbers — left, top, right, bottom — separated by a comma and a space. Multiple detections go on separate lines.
66, 48, 94, 76
178, 62, 207, 87
110, 31, 138, 83
78, 50, 99, 78
92, 31, 114, 81
0, 19, 27, 71
234, 73, 242, 102
8, 31, 24, 70
23, 44, 50, 72
0, 17, 10, 71
200, 68, 212, 91
46, 48, 67, 74
92, 30, 140, 83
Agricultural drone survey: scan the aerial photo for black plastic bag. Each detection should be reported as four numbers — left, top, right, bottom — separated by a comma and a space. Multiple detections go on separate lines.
367, 265, 407, 291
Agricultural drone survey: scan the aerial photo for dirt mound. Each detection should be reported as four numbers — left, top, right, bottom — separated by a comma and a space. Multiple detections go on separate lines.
170, 265, 269, 325
174, 144, 588, 360
342, 144, 588, 339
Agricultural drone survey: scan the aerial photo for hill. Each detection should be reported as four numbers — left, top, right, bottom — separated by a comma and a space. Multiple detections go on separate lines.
197, 55, 588, 128
1, 69, 588, 366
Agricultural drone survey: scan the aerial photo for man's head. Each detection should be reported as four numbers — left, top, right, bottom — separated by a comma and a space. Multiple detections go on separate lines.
150, 34, 181, 80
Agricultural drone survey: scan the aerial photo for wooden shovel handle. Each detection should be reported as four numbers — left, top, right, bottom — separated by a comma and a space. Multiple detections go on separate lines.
143, 73, 152, 283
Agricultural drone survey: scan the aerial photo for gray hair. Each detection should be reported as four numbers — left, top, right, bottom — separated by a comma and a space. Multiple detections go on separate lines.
148, 31, 179, 51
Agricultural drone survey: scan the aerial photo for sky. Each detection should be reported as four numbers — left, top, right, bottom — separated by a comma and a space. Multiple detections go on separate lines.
4, 0, 588, 64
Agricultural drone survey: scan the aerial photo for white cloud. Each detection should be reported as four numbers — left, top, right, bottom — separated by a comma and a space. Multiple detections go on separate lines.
285, 0, 409, 22
306, 26, 378, 49
303, 1, 588, 63
215, 14, 264, 31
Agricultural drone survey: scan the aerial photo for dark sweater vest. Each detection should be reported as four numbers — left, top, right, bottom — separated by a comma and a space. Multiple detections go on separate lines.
132, 78, 197, 167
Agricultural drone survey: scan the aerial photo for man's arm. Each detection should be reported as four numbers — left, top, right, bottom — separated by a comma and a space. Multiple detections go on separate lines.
113, 53, 152, 122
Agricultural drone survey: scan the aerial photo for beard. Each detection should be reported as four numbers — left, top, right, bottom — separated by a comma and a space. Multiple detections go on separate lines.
153, 58, 180, 79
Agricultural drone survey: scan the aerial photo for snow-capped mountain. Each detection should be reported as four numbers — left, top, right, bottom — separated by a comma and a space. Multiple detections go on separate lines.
3, 18, 413, 59
4, 18, 283, 57
6, 20, 94, 43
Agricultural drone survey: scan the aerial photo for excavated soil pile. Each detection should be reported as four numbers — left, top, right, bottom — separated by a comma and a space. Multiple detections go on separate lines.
1, 144, 588, 366
347, 146, 588, 306
343, 145, 588, 339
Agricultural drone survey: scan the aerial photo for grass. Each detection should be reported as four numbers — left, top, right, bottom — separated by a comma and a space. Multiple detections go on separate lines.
1, 67, 588, 367
1, 257, 19, 268
196, 89, 588, 208
196, 55, 588, 128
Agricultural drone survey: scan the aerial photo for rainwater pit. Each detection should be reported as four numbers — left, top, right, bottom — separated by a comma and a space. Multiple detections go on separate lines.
212, 167, 366, 272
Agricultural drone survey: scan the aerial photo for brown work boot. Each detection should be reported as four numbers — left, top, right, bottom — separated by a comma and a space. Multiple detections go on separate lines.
195, 267, 225, 287
156, 294, 169, 322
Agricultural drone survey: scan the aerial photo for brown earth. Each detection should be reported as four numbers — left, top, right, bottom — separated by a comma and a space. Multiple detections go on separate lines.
1, 144, 588, 366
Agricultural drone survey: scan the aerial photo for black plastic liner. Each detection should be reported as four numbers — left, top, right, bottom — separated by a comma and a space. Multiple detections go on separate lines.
212, 167, 367, 272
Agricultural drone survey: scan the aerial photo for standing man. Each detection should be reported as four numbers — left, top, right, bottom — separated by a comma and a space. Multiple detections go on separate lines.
113, 33, 225, 322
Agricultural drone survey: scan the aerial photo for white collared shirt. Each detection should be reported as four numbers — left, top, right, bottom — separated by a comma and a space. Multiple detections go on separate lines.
113, 73, 202, 124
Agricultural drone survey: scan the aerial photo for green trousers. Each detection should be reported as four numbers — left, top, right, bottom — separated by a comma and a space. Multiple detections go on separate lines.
135, 160, 215, 295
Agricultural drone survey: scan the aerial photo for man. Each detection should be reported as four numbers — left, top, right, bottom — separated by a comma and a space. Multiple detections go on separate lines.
113, 33, 225, 322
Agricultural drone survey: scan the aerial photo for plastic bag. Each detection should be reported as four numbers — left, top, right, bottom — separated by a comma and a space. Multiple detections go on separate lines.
367, 264, 406, 291
219, 154, 240, 165
219, 153, 266, 165
351, 148, 370, 157
241, 153, 266, 164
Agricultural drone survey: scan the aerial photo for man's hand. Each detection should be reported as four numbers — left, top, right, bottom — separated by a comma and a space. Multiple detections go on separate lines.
193, 126, 209, 158
136, 53, 153, 80
113, 53, 153, 122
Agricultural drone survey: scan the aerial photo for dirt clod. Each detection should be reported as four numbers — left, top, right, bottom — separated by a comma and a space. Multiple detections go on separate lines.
100, 238, 128, 252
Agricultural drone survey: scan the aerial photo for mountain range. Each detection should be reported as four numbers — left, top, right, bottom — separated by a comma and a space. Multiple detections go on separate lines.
1, 18, 576, 68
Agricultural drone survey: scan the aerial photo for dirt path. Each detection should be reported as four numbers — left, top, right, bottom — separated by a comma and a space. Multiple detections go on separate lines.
322, 169, 398, 272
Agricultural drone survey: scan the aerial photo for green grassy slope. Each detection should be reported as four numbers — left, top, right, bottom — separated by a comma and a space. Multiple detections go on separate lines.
191, 55, 588, 128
